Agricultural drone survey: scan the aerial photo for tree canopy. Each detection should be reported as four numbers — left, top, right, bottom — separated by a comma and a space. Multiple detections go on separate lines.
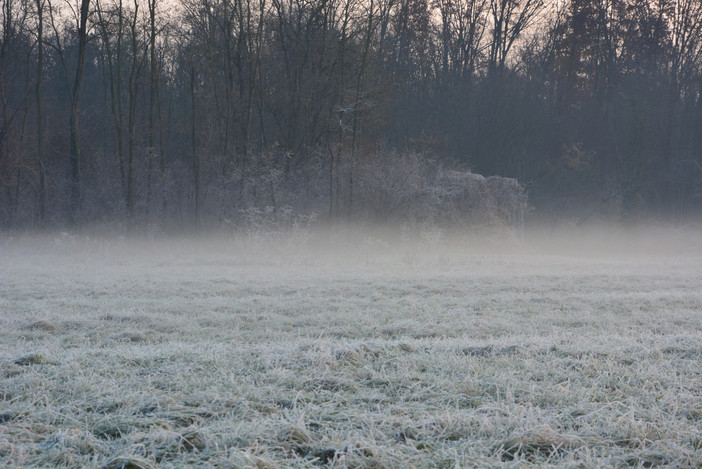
1, 0, 701, 229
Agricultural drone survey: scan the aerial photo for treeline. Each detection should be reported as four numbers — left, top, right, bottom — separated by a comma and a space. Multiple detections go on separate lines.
1, 0, 702, 230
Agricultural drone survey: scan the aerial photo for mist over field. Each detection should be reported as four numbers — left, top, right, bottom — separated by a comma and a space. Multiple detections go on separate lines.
1, 224, 702, 468
3, 0, 702, 462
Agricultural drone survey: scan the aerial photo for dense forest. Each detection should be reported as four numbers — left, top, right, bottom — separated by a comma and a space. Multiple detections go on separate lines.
1, 0, 702, 230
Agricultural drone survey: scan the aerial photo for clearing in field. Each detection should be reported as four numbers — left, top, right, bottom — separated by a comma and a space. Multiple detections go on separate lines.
1, 226, 701, 468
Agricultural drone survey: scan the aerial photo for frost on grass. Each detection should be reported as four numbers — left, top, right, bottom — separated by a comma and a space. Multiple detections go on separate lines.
0, 227, 701, 467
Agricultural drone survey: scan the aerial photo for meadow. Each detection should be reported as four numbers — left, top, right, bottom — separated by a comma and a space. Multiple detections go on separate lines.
1, 226, 701, 468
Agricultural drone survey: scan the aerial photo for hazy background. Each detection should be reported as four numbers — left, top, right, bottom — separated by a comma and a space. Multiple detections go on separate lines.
2, 0, 702, 231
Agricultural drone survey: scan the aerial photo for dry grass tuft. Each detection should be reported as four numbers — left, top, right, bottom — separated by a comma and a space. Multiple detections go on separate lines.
178, 430, 208, 452
27, 320, 59, 331
102, 456, 157, 469
624, 451, 670, 467
13, 352, 47, 365
93, 417, 152, 439
398, 343, 416, 353
1, 363, 23, 377
500, 426, 583, 462
460, 344, 520, 356
113, 332, 149, 343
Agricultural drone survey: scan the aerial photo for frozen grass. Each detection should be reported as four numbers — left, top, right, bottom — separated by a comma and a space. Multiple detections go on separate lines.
1, 226, 702, 468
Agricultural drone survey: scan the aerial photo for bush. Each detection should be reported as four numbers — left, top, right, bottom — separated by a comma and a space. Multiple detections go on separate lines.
352, 150, 526, 230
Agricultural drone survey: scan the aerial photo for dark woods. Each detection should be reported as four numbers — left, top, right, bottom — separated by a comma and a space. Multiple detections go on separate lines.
1, 0, 702, 230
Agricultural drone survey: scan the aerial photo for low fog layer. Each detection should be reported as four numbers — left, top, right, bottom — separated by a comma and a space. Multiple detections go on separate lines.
4, 223, 701, 267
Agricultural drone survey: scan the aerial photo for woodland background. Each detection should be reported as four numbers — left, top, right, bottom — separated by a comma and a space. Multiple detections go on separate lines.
2, 0, 702, 230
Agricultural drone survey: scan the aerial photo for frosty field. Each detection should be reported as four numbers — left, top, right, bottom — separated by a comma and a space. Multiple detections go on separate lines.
1, 227, 702, 468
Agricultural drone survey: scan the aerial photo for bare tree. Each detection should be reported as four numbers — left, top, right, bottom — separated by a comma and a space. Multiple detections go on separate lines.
487, 0, 544, 77
348, 0, 375, 214
69, 0, 91, 224
433, 0, 486, 82
0, 0, 33, 225
145, 0, 157, 207
45, 0, 92, 224
95, 0, 127, 209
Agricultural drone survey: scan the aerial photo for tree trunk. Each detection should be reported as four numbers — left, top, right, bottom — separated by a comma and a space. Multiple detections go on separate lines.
126, 0, 140, 225
36, 0, 46, 226
190, 62, 200, 230
146, 0, 157, 212
68, 0, 91, 225
349, 0, 374, 216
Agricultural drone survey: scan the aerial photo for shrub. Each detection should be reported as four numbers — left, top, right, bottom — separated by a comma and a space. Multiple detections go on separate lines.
352, 150, 526, 230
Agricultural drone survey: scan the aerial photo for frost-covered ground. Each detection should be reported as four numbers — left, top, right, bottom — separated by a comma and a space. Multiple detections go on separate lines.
1, 226, 702, 468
